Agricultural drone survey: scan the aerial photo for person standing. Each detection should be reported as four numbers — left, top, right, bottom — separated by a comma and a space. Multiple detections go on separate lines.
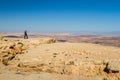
24, 30, 28, 39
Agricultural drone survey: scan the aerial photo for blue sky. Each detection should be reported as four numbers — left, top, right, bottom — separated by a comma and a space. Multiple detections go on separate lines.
0, 0, 120, 33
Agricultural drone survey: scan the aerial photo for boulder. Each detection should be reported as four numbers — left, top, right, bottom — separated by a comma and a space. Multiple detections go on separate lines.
107, 60, 120, 73
104, 60, 120, 73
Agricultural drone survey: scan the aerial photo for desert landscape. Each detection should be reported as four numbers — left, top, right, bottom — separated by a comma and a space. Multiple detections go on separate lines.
0, 33, 120, 80
1, 0, 120, 80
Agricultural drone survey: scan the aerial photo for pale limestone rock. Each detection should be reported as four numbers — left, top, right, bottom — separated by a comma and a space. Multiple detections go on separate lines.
107, 60, 120, 72
93, 60, 103, 65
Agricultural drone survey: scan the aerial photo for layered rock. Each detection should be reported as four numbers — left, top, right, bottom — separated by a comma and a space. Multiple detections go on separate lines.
0, 38, 56, 65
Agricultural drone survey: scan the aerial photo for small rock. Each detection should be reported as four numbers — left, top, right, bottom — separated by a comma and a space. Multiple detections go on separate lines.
94, 60, 103, 65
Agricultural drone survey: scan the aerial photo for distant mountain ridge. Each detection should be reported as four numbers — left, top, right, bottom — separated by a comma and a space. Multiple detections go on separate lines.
71, 31, 120, 35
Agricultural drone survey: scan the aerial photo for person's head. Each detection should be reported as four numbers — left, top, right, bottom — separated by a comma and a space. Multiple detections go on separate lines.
24, 30, 27, 32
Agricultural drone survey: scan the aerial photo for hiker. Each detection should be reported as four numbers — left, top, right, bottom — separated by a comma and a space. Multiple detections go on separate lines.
24, 30, 28, 39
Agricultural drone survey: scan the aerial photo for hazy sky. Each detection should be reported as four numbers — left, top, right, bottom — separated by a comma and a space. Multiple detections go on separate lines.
0, 0, 120, 33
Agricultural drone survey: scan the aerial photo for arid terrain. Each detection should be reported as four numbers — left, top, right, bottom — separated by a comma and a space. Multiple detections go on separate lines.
0, 33, 120, 80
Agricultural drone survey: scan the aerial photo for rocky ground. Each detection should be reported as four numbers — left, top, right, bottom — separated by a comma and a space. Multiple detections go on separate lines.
0, 36, 120, 80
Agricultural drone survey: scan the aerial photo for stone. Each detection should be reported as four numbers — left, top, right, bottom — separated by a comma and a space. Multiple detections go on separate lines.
104, 60, 120, 73
107, 61, 120, 73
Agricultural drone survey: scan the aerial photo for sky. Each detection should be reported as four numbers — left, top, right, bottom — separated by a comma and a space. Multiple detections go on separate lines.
0, 0, 120, 33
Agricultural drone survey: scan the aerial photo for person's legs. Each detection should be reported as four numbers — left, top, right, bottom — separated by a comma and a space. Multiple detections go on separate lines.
26, 35, 28, 39
24, 35, 26, 39
24, 35, 28, 39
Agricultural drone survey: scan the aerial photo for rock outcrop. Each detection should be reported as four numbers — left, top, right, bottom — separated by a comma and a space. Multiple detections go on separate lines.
0, 38, 56, 65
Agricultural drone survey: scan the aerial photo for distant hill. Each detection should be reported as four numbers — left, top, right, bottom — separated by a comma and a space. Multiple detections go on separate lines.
105, 31, 120, 35
71, 31, 120, 35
